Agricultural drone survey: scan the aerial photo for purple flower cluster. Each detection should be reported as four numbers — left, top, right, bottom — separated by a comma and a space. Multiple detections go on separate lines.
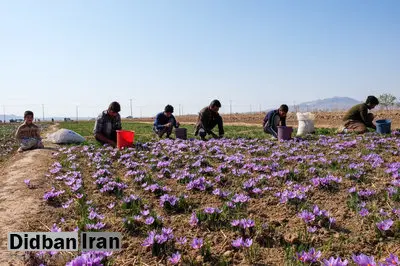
376, 219, 394, 232
43, 187, 65, 201
298, 205, 336, 231
276, 184, 311, 204
160, 194, 178, 207
230, 218, 255, 229
296, 248, 322, 263
186, 177, 213, 191
352, 253, 376, 266
231, 237, 253, 248
310, 175, 342, 188
66, 251, 112, 266
142, 227, 175, 247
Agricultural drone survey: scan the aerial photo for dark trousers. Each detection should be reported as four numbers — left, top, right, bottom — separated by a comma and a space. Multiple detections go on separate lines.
198, 116, 224, 138
153, 126, 173, 138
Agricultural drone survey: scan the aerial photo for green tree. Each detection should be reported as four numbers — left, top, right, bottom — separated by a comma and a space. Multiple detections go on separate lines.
378, 93, 397, 110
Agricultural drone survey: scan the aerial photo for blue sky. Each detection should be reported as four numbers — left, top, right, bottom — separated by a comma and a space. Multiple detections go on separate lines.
1, 0, 399, 118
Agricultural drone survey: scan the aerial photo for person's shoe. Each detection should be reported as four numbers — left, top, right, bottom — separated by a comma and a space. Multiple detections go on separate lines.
17, 147, 24, 153
337, 126, 346, 134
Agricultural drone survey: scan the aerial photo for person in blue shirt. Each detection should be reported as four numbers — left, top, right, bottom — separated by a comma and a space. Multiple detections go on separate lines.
153, 105, 180, 138
263, 104, 288, 138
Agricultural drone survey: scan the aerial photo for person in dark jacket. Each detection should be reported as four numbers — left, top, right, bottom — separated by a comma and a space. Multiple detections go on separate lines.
194, 100, 224, 140
94, 101, 122, 147
341, 96, 379, 133
153, 105, 180, 138
263, 104, 288, 138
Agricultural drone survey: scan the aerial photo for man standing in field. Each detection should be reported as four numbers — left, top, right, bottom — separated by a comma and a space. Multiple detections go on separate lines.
341, 95, 379, 134
93, 101, 122, 147
194, 99, 224, 140
263, 104, 289, 139
153, 105, 180, 138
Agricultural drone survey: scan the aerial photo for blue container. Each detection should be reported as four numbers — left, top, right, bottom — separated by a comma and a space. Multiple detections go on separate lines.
376, 119, 391, 134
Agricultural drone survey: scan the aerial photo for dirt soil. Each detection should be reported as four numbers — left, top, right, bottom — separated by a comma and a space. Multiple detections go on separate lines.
0, 124, 59, 265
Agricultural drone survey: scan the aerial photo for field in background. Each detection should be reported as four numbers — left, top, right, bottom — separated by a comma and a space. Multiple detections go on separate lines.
59, 121, 337, 144
133, 110, 400, 129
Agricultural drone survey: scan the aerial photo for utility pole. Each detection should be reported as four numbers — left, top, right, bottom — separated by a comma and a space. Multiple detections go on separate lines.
140, 107, 142, 118
229, 100, 232, 116
259, 104, 261, 113
42, 104, 44, 121
250, 104, 252, 114
129, 99, 133, 118
3, 105, 5, 123
76, 106, 78, 122
179, 104, 181, 116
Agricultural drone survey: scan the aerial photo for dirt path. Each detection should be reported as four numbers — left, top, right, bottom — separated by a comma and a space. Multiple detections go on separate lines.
0, 124, 59, 265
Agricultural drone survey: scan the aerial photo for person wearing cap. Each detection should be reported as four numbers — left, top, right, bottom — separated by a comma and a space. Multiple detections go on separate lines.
263, 104, 289, 139
340, 95, 379, 134
93, 101, 122, 147
194, 99, 224, 140
153, 105, 180, 138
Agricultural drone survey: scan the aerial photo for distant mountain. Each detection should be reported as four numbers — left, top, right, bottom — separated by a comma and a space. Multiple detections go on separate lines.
293, 97, 361, 112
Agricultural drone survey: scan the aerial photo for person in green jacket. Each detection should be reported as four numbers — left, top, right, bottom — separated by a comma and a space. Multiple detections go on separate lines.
341, 96, 379, 133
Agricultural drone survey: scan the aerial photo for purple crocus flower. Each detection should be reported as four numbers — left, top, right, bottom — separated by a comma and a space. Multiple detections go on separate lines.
243, 238, 252, 248
145, 217, 155, 225
142, 231, 156, 247
24, 179, 31, 188
231, 220, 240, 227
298, 210, 315, 224
176, 236, 187, 245
307, 226, 318, 233
376, 219, 393, 231
359, 208, 369, 217
297, 248, 321, 263
232, 237, 243, 248
168, 252, 181, 265
155, 234, 168, 244
51, 223, 61, 232
384, 253, 399, 266
191, 238, 203, 249
189, 212, 198, 226
322, 256, 349, 266
204, 207, 215, 214
352, 254, 376, 266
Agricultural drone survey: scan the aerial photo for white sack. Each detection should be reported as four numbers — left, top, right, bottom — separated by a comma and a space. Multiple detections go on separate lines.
47, 129, 86, 144
296, 112, 315, 136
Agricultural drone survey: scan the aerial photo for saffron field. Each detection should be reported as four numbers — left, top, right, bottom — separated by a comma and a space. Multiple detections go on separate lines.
21, 121, 400, 266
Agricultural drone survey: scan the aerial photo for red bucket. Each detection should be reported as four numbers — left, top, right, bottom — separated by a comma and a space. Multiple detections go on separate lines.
116, 130, 135, 149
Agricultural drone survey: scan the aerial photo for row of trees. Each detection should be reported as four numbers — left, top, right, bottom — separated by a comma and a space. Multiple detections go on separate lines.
378, 93, 399, 110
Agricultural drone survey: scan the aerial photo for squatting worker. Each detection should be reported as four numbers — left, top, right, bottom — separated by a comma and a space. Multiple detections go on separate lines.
153, 104, 180, 138
263, 104, 289, 139
341, 96, 379, 134
94, 101, 122, 147
194, 99, 224, 140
